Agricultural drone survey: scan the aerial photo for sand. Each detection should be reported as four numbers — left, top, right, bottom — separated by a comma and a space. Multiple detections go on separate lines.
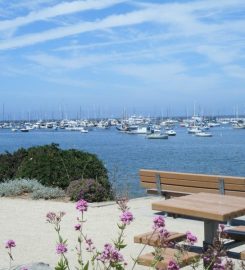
0, 196, 243, 269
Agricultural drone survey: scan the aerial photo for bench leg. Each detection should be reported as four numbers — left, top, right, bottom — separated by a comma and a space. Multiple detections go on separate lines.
203, 220, 219, 250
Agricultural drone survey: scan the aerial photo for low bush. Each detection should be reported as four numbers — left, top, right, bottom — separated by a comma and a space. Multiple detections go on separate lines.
0, 179, 42, 197
32, 186, 65, 200
0, 179, 65, 200
66, 178, 113, 202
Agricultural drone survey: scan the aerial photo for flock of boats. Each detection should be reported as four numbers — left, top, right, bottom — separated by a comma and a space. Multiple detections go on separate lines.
0, 115, 244, 139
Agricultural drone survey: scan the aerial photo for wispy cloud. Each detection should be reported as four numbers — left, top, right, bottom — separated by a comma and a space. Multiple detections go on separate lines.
0, 0, 127, 32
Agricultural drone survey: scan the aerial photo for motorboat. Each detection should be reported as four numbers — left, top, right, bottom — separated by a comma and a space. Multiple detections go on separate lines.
147, 133, 168, 139
80, 128, 88, 133
187, 127, 201, 134
20, 128, 29, 132
165, 130, 176, 136
127, 126, 148, 134
195, 132, 212, 137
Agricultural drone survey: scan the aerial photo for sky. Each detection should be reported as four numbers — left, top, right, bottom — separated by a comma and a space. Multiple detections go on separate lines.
0, 0, 245, 119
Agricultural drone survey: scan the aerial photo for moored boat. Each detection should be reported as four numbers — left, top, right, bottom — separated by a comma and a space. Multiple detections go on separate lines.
195, 132, 212, 137
146, 133, 168, 139
165, 130, 176, 136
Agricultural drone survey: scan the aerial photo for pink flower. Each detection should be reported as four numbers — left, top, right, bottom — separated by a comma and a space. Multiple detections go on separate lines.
186, 231, 197, 245
153, 216, 165, 229
120, 211, 134, 225
74, 224, 81, 231
167, 260, 180, 270
5, 240, 16, 249
56, 243, 68, 254
20, 267, 28, 270
76, 199, 88, 213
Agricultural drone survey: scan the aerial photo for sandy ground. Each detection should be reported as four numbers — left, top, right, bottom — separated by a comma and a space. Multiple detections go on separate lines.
0, 196, 244, 269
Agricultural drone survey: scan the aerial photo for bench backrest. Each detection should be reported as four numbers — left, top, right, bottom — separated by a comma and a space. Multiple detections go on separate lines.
140, 169, 245, 197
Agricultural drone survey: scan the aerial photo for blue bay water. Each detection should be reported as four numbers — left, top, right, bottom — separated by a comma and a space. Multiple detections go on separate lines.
0, 126, 244, 197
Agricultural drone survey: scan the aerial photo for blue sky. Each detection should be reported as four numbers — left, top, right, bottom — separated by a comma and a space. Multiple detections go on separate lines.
0, 0, 245, 119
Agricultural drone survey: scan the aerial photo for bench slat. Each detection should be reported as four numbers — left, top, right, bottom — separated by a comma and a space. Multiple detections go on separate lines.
224, 226, 245, 241
139, 170, 245, 185
141, 182, 245, 197
134, 231, 186, 247
241, 250, 245, 260
137, 249, 199, 269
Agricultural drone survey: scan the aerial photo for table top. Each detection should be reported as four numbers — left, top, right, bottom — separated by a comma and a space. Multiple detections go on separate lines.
152, 192, 245, 221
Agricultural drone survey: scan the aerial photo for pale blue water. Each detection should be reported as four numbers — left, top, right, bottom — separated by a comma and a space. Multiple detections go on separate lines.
0, 126, 244, 197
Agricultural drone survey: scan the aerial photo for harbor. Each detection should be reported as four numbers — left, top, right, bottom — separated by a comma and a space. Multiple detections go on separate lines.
1, 115, 245, 198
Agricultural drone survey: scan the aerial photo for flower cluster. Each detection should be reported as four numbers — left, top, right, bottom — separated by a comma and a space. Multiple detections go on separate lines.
98, 243, 124, 264
120, 211, 134, 225
46, 211, 65, 225
153, 216, 165, 230
186, 231, 197, 245
5, 239, 16, 249
167, 259, 180, 270
56, 243, 68, 254
76, 199, 88, 213
85, 238, 95, 252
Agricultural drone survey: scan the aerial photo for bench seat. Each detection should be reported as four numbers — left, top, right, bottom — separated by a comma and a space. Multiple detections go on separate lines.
224, 226, 245, 241
134, 231, 186, 247
137, 248, 199, 269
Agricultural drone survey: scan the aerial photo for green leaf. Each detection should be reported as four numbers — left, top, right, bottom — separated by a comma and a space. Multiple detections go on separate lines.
83, 261, 89, 270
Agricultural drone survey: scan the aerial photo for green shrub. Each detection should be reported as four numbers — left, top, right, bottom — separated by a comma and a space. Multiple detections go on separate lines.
0, 148, 28, 181
66, 179, 113, 202
0, 144, 112, 200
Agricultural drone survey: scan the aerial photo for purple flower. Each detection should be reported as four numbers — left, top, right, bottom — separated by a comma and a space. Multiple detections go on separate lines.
120, 211, 134, 225
153, 216, 165, 229
98, 243, 124, 263
167, 260, 180, 270
186, 231, 197, 245
20, 267, 29, 270
5, 240, 16, 249
76, 199, 88, 213
56, 243, 68, 254
74, 224, 81, 231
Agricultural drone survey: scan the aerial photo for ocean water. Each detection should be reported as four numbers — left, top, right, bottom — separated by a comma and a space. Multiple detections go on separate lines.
0, 126, 244, 197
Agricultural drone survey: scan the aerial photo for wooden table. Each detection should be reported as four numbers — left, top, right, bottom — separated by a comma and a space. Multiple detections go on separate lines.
152, 192, 245, 248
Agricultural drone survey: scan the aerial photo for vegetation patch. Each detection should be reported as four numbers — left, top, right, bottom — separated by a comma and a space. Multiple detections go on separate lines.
0, 144, 113, 201
0, 179, 65, 200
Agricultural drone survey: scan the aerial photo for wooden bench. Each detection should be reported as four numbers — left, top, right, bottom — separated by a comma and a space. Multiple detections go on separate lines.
140, 169, 245, 198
